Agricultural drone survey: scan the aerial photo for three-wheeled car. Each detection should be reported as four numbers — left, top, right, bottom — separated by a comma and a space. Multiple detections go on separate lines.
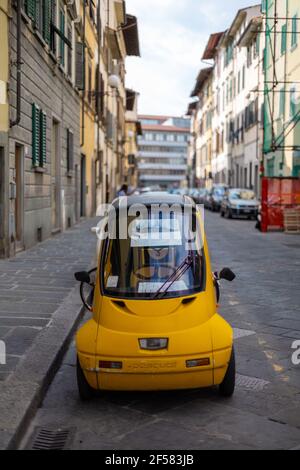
75, 193, 236, 400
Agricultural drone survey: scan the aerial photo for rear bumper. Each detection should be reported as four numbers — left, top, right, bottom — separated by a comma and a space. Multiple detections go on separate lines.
231, 208, 258, 217
78, 348, 232, 391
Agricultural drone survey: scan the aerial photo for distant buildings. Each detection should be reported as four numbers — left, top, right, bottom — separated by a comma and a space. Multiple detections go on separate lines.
189, 5, 263, 193
137, 115, 190, 190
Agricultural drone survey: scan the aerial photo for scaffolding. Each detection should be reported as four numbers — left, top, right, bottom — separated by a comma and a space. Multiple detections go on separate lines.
263, 0, 300, 178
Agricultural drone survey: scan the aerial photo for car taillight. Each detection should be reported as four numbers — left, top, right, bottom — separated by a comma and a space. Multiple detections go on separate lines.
139, 338, 168, 350
99, 361, 122, 369
186, 358, 210, 368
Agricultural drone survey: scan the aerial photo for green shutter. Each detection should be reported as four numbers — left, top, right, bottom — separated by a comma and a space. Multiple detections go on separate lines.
281, 24, 287, 55
25, 0, 36, 22
32, 103, 40, 167
40, 111, 47, 166
43, 0, 52, 45
292, 16, 298, 47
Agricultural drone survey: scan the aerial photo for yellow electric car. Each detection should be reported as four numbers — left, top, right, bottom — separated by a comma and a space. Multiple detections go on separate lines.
75, 194, 236, 400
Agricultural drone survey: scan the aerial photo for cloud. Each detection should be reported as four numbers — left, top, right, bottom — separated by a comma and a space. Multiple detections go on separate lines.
125, 0, 260, 116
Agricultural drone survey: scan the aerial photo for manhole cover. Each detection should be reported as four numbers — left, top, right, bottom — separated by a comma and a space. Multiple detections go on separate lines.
236, 374, 270, 391
233, 328, 256, 340
28, 427, 75, 450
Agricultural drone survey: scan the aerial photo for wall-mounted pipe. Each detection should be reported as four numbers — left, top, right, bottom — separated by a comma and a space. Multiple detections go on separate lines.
81, 0, 86, 147
10, 0, 22, 128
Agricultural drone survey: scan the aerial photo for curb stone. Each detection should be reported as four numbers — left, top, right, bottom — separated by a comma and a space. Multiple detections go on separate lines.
0, 260, 95, 450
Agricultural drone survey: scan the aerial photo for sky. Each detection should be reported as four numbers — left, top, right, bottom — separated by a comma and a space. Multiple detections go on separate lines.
125, 0, 261, 117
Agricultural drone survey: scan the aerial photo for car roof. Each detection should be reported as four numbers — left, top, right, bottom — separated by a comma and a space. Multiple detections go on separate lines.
111, 192, 196, 208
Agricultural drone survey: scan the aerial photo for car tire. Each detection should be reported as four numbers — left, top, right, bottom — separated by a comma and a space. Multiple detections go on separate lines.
219, 347, 235, 398
225, 208, 232, 219
77, 357, 96, 401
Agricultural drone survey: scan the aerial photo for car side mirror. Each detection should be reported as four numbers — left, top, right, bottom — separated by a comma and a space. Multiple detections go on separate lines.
219, 268, 236, 282
75, 271, 91, 284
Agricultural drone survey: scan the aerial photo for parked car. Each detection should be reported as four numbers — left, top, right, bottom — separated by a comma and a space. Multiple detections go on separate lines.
206, 185, 228, 212
220, 188, 259, 220
188, 188, 206, 205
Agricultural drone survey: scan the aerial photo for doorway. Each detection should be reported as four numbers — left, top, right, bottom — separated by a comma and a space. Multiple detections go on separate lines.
80, 154, 86, 217
15, 145, 24, 251
51, 119, 61, 231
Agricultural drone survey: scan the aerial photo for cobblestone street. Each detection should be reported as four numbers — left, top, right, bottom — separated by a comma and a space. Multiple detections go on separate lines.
0, 218, 98, 382
21, 212, 300, 450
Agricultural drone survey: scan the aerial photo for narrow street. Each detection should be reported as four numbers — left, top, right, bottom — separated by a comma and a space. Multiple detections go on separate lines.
21, 212, 300, 450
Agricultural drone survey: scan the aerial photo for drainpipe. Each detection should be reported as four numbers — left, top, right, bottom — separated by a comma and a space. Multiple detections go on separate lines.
10, 0, 22, 128
96, 0, 101, 207
81, 1, 86, 147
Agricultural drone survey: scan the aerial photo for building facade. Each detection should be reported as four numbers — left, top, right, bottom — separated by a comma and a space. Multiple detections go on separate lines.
0, 0, 140, 259
137, 115, 190, 190
189, 4, 264, 195
124, 89, 142, 188
0, 0, 10, 257
263, 0, 300, 178
190, 68, 214, 189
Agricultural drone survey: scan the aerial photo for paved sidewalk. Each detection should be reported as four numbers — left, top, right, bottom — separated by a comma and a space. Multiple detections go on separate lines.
0, 217, 98, 448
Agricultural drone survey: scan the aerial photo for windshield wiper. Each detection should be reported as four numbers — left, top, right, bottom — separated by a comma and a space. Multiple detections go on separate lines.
152, 253, 194, 300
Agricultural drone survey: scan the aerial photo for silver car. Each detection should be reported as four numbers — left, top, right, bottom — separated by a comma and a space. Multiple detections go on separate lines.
220, 189, 259, 220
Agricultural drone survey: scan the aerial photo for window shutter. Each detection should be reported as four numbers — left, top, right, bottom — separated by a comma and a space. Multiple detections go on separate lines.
60, 9, 65, 67
40, 111, 47, 166
32, 103, 40, 166
75, 42, 84, 90
67, 130, 74, 172
25, 0, 36, 22
43, 0, 52, 45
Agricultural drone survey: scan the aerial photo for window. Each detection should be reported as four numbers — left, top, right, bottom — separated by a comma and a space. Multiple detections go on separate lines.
155, 133, 164, 142
247, 46, 252, 67
281, 24, 287, 55
242, 66, 246, 89
279, 88, 285, 117
67, 21, 72, 79
59, 6, 65, 67
88, 63, 92, 104
67, 129, 74, 172
32, 103, 47, 168
238, 71, 241, 94
25, 0, 54, 46
291, 15, 298, 48
166, 134, 174, 142
290, 87, 298, 119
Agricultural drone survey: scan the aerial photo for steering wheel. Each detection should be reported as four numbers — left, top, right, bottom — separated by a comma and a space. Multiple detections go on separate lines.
80, 267, 97, 311
134, 265, 177, 281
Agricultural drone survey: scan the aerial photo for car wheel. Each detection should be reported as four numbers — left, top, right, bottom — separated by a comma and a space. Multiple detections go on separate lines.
77, 357, 96, 401
225, 208, 232, 219
219, 347, 235, 398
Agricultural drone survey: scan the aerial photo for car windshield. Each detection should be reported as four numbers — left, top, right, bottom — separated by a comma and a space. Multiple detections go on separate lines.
230, 190, 256, 200
101, 208, 205, 300
214, 188, 226, 196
